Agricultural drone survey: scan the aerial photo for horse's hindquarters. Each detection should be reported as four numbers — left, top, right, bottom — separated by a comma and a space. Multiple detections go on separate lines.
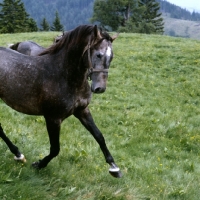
0, 48, 43, 114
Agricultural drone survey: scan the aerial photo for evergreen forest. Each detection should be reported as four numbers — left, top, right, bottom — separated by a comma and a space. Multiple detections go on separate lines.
0, 0, 199, 31
157, 0, 200, 21
22, 0, 94, 30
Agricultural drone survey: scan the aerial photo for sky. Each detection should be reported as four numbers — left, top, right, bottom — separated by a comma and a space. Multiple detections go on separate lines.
167, 0, 200, 12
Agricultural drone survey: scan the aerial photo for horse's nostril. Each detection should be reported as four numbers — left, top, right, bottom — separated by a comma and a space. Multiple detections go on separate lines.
94, 87, 105, 93
95, 87, 101, 93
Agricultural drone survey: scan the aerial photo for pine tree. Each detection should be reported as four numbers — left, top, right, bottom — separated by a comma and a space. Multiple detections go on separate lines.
40, 18, 50, 31
137, 0, 164, 34
118, 1, 146, 33
91, 0, 164, 34
142, 0, 164, 34
0, 0, 38, 33
27, 18, 38, 32
50, 11, 64, 31
91, 0, 137, 31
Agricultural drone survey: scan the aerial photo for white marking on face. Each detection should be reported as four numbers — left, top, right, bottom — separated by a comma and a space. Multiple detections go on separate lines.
106, 47, 111, 57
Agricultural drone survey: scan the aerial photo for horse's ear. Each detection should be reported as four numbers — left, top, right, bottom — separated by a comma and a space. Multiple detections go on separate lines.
111, 33, 119, 42
94, 25, 98, 37
94, 25, 102, 40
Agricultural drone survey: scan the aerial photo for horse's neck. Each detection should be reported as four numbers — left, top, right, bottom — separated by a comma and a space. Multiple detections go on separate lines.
59, 49, 88, 86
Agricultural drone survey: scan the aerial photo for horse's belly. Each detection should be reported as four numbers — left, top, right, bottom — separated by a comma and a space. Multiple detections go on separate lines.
1, 97, 42, 115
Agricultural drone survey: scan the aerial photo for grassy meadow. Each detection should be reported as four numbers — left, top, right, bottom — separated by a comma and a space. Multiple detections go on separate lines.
0, 31, 200, 199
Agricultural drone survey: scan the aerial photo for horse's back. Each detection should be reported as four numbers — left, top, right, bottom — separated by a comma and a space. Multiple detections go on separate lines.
0, 47, 43, 80
0, 47, 30, 64
0, 47, 23, 63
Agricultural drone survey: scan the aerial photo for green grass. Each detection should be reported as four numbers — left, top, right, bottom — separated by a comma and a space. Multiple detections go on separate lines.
0, 31, 61, 47
0, 32, 200, 199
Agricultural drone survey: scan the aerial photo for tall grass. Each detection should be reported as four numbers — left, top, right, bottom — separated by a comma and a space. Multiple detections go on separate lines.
0, 32, 200, 199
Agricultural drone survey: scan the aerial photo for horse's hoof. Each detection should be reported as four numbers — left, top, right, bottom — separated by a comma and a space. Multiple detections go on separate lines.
14, 154, 26, 163
109, 163, 122, 178
32, 161, 41, 169
109, 170, 123, 178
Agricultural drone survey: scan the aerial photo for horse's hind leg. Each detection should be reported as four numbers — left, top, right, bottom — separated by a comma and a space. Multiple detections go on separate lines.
0, 123, 26, 162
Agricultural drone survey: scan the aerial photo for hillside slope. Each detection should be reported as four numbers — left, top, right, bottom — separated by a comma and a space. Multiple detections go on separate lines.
164, 16, 200, 40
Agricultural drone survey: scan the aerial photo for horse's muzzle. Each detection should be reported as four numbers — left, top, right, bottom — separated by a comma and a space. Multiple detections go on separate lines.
91, 85, 106, 93
90, 71, 108, 93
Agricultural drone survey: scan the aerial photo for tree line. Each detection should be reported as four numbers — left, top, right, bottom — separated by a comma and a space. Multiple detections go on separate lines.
0, 0, 37, 33
157, 0, 200, 21
0, 0, 164, 34
91, 0, 164, 34
22, 0, 94, 31
0, 0, 64, 33
0, 0, 200, 34
21, 0, 200, 31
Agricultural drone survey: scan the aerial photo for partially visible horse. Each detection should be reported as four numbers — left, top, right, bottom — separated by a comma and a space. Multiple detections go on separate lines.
9, 41, 45, 56
0, 25, 122, 178
9, 33, 65, 56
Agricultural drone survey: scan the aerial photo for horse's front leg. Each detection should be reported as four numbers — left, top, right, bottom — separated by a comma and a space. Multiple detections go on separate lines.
32, 117, 61, 169
74, 108, 122, 178
0, 123, 26, 162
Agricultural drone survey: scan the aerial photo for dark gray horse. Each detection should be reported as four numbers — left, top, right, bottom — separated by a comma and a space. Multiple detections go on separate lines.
0, 25, 122, 178
9, 33, 64, 56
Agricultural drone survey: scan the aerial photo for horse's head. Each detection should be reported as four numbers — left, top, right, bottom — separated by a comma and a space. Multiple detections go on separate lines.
86, 25, 118, 94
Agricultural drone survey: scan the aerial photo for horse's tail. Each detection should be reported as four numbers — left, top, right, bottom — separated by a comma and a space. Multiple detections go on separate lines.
8, 42, 20, 50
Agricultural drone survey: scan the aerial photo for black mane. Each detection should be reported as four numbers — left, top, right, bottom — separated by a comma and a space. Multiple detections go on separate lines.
39, 25, 113, 56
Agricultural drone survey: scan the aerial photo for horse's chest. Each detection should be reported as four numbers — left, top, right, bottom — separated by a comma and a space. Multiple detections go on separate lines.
70, 85, 91, 110
74, 97, 89, 109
